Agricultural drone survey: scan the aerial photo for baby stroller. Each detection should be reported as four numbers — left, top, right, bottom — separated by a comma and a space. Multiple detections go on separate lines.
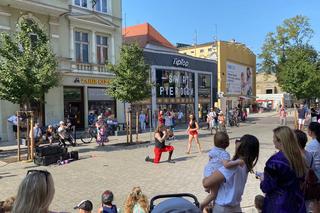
149, 193, 201, 213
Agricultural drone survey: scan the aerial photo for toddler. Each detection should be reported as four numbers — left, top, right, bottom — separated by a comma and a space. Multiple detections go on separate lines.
201, 132, 244, 211
98, 190, 118, 213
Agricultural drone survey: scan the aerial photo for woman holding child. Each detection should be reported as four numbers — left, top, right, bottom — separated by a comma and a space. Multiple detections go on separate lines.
202, 134, 259, 212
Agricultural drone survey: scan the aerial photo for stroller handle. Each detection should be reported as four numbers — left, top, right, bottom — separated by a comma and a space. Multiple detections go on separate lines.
149, 193, 199, 212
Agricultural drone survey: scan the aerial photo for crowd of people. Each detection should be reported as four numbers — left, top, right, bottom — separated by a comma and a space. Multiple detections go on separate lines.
4, 102, 320, 213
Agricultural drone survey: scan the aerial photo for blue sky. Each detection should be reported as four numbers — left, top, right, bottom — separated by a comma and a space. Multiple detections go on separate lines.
122, 0, 320, 56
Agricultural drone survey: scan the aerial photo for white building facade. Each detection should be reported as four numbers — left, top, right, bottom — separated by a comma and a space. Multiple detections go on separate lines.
0, 0, 123, 142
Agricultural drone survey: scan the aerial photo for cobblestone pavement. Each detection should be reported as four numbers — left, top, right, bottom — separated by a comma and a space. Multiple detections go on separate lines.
0, 111, 295, 212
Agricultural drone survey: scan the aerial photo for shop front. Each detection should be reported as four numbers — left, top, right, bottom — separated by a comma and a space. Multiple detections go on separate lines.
143, 49, 217, 125
61, 75, 117, 129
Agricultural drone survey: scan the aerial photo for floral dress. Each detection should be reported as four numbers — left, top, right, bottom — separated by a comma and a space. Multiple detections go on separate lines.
95, 120, 108, 145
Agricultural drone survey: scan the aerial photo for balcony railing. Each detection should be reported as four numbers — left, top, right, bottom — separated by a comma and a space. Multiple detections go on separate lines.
70, 62, 111, 74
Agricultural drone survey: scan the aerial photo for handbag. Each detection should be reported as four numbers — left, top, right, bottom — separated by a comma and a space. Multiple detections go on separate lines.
301, 156, 320, 200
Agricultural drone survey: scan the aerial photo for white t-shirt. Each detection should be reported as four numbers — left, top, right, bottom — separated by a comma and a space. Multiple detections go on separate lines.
306, 138, 320, 180
203, 147, 230, 177
178, 112, 183, 119
215, 165, 248, 207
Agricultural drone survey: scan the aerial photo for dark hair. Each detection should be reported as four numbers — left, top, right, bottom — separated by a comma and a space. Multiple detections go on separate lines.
308, 122, 320, 143
232, 134, 259, 172
294, 129, 308, 149
189, 114, 196, 122
214, 132, 229, 149
102, 190, 114, 205
254, 195, 264, 210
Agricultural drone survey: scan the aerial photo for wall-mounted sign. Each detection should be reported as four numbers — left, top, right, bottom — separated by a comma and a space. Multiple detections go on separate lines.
74, 77, 111, 85
156, 69, 194, 98
172, 58, 189, 68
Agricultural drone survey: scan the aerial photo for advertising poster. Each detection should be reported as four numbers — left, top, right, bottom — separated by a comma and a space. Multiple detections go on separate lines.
226, 62, 253, 96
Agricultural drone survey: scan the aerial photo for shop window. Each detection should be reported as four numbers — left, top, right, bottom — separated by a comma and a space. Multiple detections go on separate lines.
74, 0, 87, 8
95, 0, 107, 13
75, 31, 89, 63
96, 35, 108, 64
266, 89, 273, 94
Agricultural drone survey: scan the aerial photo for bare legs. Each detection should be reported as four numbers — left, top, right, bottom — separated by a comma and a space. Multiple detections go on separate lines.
187, 134, 202, 154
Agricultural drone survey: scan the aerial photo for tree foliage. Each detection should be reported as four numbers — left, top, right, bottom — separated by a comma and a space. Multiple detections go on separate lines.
259, 15, 314, 73
0, 19, 59, 109
106, 43, 151, 103
276, 45, 320, 99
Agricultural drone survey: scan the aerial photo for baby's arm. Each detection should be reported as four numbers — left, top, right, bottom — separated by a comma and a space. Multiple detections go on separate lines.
222, 159, 245, 168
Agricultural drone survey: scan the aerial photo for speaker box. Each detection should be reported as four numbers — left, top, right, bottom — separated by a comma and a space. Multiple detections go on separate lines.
34, 153, 62, 166
35, 145, 67, 157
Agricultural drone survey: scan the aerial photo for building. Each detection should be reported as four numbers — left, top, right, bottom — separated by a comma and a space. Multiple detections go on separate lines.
256, 73, 294, 110
178, 40, 256, 113
0, 0, 122, 142
123, 23, 217, 123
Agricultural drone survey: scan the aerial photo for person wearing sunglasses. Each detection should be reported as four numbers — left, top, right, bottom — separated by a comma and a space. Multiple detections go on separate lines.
12, 170, 55, 213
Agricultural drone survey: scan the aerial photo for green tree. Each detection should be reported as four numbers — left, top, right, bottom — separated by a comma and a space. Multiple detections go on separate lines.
259, 15, 314, 73
107, 43, 151, 142
0, 19, 59, 112
276, 45, 320, 99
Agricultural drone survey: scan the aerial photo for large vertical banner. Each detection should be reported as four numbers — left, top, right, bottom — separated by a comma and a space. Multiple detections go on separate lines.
226, 62, 253, 96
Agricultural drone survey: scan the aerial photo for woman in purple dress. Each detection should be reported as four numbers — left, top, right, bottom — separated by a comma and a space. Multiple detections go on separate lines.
260, 126, 307, 212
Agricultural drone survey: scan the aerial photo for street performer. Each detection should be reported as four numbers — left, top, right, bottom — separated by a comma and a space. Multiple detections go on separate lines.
145, 124, 175, 164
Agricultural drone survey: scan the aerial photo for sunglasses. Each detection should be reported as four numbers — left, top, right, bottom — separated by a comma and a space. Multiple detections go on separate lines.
26, 170, 50, 183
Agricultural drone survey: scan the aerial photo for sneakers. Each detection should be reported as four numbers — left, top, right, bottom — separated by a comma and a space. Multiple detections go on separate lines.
145, 156, 151, 162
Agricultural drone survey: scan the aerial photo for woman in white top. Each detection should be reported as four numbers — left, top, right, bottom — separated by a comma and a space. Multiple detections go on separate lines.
202, 134, 260, 213
306, 122, 320, 212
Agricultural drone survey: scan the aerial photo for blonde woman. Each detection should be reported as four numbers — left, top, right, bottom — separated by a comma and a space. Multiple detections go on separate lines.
259, 126, 306, 212
124, 187, 149, 213
12, 170, 55, 213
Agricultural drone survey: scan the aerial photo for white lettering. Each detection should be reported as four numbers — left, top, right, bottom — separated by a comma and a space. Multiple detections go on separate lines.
172, 58, 189, 68
160, 87, 164, 95
169, 87, 174, 96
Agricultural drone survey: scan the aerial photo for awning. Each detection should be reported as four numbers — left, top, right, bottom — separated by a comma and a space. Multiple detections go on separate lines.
238, 96, 251, 100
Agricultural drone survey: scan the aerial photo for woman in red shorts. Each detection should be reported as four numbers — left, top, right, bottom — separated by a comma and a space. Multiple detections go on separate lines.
186, 114, 202, 154
145, 124, 175, 164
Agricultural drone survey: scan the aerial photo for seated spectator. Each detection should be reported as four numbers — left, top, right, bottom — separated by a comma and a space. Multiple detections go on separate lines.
124, 187, 149, 213
254, 195, 264, 213
0, 196, 15, 213
74, 200, 93, 213
12, 170, 55, 213
98, 190, 117, 213
46, 125, 54, 145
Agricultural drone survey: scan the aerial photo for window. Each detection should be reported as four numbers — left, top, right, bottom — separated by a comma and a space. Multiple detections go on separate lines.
95, 0, 107, 13
74, 0, 87, 8
200, 49, 204, 53
190, 51, 194, 54
266, 89, 273, 94
96, 35, 108, 64
75, 31, 89, 63
208, 48, 212, 52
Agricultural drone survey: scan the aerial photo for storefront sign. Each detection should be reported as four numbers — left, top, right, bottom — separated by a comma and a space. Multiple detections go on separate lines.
172, 58, 189, 68
156, 69, 194, 98
74, 77, 111, 85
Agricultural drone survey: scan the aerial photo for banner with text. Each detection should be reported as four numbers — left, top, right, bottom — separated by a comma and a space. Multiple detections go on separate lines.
226, 62, 253, 96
